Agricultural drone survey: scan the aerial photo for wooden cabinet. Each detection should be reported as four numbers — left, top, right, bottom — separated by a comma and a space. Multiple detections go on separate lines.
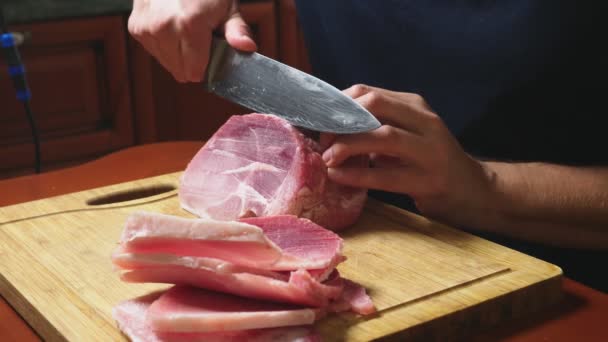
0, 16, 133, 178
0, 0, 310, 179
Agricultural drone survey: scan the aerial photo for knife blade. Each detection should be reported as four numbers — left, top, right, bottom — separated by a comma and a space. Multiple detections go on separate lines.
203, 38, 381, 134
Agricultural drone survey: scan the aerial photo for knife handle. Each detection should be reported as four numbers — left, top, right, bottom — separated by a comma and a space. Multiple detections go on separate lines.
204, 36, 231, 88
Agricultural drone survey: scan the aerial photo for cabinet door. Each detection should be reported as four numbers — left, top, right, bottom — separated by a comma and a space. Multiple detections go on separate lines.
0, 16, 134, 178
131, 1, 277, 143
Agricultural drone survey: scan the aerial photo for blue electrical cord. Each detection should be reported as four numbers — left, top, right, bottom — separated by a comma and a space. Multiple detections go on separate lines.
1, 7, 41, 173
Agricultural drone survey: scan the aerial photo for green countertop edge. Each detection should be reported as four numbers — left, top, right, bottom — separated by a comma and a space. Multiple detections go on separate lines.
1, 0, 132, 25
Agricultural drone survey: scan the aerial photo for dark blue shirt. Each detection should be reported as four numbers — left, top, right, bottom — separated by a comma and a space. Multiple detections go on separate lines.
295, 0, 606, 162
295, 0, 607, 291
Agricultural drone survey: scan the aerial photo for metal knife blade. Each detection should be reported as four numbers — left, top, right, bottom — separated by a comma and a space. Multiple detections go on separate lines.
203, 38, 381, 134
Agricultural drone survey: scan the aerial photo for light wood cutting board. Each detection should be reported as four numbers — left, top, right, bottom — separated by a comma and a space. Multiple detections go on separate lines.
0, 172, 562, 341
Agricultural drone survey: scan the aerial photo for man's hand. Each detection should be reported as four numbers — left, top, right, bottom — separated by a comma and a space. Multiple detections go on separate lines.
323, 84, 608, 249
129, 0, 256, 82
322, 84, 497, 227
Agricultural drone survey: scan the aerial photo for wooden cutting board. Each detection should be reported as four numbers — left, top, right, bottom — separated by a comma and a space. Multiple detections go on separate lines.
0, 172, 562, 341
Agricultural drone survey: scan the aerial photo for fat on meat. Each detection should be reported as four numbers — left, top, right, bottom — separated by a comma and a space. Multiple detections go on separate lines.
113, 291, 320, 342
117, 212, 344, 272
113, 211, 375, 312
119, 211, 282, 268
115, 254, 374, 315
178, 113, 367, 230
239, 215, 345, 272
114, 252, 344, 307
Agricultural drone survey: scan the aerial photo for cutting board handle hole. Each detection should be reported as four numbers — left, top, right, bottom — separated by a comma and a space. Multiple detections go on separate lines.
85, 184, 176, 206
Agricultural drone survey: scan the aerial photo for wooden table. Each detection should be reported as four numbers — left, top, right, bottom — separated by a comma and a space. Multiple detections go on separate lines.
1, 142, 606, 341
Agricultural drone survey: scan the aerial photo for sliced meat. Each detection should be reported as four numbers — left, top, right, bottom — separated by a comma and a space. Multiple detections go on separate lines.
118, 212, 344, 272
239, 215, 345, 271
328, 280, 377, 316
113, 252, 288, 281
179, 113, 367, 230
115, 252, 344, 307
120, 211, 282, 268
113, 291, 320, 342
147, 286, 317, 333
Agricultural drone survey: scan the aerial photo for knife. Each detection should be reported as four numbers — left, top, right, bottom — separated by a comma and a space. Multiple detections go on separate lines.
203, 38, 381, 134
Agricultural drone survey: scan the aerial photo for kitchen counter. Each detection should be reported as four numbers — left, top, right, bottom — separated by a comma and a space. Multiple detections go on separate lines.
0, 141, 606, 341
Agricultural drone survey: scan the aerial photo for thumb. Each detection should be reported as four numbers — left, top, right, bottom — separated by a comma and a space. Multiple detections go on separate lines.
223, 12, 257, 52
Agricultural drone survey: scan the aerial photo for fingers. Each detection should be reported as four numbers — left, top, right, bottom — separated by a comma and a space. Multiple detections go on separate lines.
179, 35, 210, 82
355, 91, 427, 134
322, 125, 424, 167
344, 84, 433, 111
129, 14, 162, 66
370, 154, 403, 168
129, 2, 187, 82
319, 133, 336, 151
224, 12, 257, 52
155, 25, 187, 82
179, 10, 256, 82
327, 167, 421, 193
128, 0, 254, 83
343, 84, 438, 133
177, 15, 211, 82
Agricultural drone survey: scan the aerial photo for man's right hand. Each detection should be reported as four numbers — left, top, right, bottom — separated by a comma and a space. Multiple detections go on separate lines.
129, 0, 257, 82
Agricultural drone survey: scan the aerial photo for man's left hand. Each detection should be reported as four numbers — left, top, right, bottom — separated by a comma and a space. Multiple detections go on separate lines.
322, 84, 497, 226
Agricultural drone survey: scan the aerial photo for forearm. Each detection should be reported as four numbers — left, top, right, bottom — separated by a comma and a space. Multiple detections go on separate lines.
471, 162, 608, 249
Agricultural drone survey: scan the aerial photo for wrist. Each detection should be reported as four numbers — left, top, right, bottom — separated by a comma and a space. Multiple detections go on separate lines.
423, 158, 510, 232
472, 161, 517, 232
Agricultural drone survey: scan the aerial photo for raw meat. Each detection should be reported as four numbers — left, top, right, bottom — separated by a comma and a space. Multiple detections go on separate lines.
116, 212, 344, 272
119, 211, 282, 269
147, 286, 317, 332
239, 215, 345, 272
114, 252, 344, 307
327, 280, 376, 316
116, 253, 374, 314
113, 251, 287, 280
112, 212, 376, 311
113, 291, 320, 342
178, 113, 367, 230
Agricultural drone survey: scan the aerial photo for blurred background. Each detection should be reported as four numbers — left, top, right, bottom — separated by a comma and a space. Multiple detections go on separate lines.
0, 0, 310, 179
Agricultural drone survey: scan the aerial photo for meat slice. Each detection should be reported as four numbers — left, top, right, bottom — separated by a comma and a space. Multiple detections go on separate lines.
147, 286, 317, 333
327, 280, 377, 316
113, 252, 287, 281
118, 212, 343, 272
114, 252, 344, 307
178, 113, 367, 230
120, 211, 282, 268
113, 291, 320, 342
239, 215, 345, 271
